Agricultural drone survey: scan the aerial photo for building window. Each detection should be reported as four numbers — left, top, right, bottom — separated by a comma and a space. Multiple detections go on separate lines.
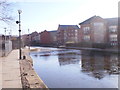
83, 27, 90, 34
109, 26, 117, 33
109, 34, 117, 41
72, 30, 74, 32
83, 27, 90, 31
93, 22, 104, 27
111, 42, 118, 46
64, 37, 66, 40
75, 32, 77, 36
83, 35, 90, 41
75, 30, 78, 32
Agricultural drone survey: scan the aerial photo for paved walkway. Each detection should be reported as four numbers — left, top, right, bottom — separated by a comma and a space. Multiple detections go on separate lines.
0, 54, 2, 90
0, 50, 22, 88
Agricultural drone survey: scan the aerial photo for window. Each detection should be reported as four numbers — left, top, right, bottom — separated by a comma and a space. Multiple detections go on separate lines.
93, 22, 104, 27
109, 26, 117, 33
83, 35, 90, 41
109, 34, 117, 41
64, 37, 66, 40
71, 33, 74, 36
75, 30, 78, 32
111, 42, 118, 46
75, 32, 77, 36
83, 27, 90, 31
83, 27, 90, 34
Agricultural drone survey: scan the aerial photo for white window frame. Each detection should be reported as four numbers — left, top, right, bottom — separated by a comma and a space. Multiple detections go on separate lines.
83, 35, 90, 41
109, 26, 117, 33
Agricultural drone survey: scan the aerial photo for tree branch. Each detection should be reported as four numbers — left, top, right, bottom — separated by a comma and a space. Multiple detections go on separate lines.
0, 0, 14, 23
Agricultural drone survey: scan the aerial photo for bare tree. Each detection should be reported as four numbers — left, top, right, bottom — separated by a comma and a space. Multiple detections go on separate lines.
0, 0, 14, 23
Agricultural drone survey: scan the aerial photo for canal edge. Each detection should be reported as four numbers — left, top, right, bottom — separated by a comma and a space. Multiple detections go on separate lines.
20, 47, 48, 88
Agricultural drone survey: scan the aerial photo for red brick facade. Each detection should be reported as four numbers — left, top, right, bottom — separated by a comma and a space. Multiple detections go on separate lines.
57, 25, 79, 45
79, 16, 107, 43
22, 16, 118, 47
57, 16, 118, 47
40, 30, 52, 44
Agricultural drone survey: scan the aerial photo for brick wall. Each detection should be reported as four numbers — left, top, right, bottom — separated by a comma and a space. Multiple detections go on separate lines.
40, 30, 52, 44
79, 16, 107, 43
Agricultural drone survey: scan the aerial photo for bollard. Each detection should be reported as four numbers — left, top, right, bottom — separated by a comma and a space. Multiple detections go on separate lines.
23, 55, 26, 59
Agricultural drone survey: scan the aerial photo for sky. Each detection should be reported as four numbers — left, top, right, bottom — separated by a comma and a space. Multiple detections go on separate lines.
0, 0, 119, 35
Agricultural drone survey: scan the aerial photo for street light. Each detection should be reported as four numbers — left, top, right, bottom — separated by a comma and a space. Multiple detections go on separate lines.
28, 29, 30, 50
9, 29, 12, 40
16, 9, 22, 59
4, 27, 6, 42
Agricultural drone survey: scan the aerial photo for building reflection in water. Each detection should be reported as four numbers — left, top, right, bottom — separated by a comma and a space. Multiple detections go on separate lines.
58, 50, 81, 66
81, 51, 119, 79
57, 50, 119, 79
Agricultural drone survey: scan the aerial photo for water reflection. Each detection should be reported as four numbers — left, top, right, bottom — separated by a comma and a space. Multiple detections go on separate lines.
30, 48, 119, 88
57, 50, 119, 79
58, 51, 81, 66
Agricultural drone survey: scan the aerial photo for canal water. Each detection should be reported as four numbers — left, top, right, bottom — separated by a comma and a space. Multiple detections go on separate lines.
30, 47, 119, 88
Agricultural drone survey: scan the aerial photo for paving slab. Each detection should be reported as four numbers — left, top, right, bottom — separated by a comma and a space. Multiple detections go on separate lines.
1, 50, 22, 88
2, 80, 22, 88
0, 57, 2, 90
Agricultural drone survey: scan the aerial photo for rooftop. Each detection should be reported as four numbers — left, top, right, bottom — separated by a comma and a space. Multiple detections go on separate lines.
79, 15, 96, 25
79, 15, 103, 25
105, 18, 118, 25
79, 15, 118, 26
58, 25, 79, 30
48, 30, 57, 33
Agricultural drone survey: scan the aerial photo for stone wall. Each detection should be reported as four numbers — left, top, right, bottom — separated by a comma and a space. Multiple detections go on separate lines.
0, 40, 12, 57
0, 40, 2, 57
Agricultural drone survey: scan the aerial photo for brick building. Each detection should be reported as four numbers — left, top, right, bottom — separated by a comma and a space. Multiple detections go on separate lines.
79, 16, 107, 43
78, 15, 118, 47
22, 34, 30, 46
105, 18, 118, 46
40, 30, 52, 44
49, 30, 57, 44
57, 25, 79, 45
22, 31, 40, 46
30, 31, 40, 45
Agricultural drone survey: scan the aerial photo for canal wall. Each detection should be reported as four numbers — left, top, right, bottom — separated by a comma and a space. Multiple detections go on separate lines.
58, 46, 119, 53
20, 47, 48, 88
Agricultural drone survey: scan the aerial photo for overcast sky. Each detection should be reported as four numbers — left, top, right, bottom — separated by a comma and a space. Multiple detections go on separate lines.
0, 0, 119, 35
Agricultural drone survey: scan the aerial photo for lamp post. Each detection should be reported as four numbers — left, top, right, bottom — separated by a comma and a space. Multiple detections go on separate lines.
3, 27, 6, 56
16, 10, 22, 59
28, 29, 30, 50
9, 29, 12, 40
4, 27, 6, 42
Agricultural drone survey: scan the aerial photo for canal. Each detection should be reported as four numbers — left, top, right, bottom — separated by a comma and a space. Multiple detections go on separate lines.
30, 47, 119, 88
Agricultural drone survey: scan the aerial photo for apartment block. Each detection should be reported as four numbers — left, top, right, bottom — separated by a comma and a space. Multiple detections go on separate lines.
57, 25, 79, 45
22, 34, 30, 46
79, 16, 107, 43
78, 16, 118, 47
30, 31, 40, 44
49, 30, 57, 44
40, 30, 52, 44
105, 18, 118, 46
